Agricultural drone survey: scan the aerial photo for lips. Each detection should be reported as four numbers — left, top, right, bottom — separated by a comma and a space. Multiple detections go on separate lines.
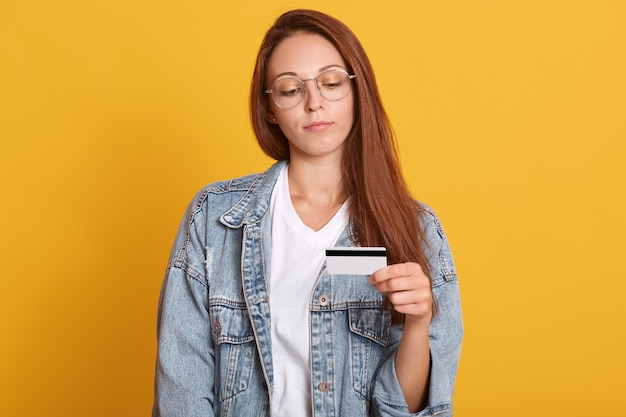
304, 121, 333, 132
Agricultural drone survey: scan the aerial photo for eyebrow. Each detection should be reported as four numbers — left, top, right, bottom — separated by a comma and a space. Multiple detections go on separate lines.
272, 64, 345, 80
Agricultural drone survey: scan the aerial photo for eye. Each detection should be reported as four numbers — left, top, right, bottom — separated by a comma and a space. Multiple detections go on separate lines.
319, 72, 345, 90
322, 81, 343, 89
274, 79, 303, 97
278, 87, 301, 97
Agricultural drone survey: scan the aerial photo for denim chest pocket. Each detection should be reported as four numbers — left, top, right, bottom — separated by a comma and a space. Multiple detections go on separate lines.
209, 303, 256, 402
348, 307, 392, 398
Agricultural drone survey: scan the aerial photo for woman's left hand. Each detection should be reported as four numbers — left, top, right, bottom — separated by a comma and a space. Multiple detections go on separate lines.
368, 262, 432, 327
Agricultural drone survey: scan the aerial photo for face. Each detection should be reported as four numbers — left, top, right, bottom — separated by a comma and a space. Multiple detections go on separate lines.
265, 33, 355, 164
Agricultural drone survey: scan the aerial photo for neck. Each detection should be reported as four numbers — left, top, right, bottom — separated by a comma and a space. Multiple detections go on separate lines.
286, 159, 347, 232
287, 159, 345, 205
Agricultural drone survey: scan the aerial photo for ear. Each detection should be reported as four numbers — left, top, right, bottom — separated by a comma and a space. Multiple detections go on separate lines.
265, 111, 278, 124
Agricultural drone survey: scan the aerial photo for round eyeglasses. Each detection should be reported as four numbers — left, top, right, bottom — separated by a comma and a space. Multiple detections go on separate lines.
265, 69, 356, 109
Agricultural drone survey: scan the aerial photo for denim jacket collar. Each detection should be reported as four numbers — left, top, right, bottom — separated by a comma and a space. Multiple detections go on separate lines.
220, 161, 287, 229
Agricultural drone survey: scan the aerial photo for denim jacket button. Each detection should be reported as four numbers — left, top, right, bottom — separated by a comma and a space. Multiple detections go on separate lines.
318, 295, 329, 306
318, 382, 330, 392
213, 318, 221, 336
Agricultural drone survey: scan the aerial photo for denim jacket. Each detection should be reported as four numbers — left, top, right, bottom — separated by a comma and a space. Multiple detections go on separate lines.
153, 161, 463, 417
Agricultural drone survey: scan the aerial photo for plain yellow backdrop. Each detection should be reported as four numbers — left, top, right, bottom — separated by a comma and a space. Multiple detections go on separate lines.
1, 0, 624, 415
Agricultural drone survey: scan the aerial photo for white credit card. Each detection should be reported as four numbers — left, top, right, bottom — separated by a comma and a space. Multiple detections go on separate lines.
325, 247, 387, 275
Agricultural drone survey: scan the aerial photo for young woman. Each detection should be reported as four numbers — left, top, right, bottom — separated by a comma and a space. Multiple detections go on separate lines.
153, 9, 462, 417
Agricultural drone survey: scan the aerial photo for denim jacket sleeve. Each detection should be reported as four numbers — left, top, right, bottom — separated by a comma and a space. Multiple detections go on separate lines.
370, 207, 463, 417
153, 190, 215, 417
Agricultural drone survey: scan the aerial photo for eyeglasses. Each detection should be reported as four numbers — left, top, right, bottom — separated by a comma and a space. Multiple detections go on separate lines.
265, 69, 356, 109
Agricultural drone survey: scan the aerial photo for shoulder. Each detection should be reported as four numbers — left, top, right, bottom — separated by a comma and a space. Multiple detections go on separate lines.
416, 202, 447, 244
415, 201, 458, 285
182, 161, 286, 227
197, 171, 265, 199
188, 163, 284, 211
416, 201, 441, 228
178, 172, 260, 221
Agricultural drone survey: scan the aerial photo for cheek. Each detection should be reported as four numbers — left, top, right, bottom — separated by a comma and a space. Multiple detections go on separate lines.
344, 93, 356, 119
341, 102, 356, 128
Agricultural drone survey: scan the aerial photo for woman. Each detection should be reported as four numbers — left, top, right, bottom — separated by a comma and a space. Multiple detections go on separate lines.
153, 9, 462, 417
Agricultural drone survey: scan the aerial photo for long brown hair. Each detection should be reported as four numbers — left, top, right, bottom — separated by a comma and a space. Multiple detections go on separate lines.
250, 9, 434, 321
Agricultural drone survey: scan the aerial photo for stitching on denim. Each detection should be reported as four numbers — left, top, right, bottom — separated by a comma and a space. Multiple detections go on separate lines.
209, 298, 249, 309
205, 246, 213, 287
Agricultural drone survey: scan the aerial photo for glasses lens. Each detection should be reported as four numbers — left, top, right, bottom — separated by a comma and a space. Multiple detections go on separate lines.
271, 78, 304, 108
318, 70, 352, 101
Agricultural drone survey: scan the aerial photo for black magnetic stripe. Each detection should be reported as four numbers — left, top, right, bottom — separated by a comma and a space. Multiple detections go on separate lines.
325, 249, 387, 257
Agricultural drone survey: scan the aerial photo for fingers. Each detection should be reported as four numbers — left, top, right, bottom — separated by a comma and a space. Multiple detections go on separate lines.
368, 262, 433, 321
369, 262, 423, 281
372, 275, 420, 294
368, 262, 427, 291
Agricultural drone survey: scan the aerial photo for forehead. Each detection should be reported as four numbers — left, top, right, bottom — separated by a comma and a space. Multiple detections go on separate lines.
266, 33, 346, 80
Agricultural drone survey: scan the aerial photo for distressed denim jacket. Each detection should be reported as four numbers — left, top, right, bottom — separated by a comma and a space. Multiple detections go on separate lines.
153, 161, 463, 417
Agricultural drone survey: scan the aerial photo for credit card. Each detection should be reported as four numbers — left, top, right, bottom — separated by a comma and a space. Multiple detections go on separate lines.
325, 247, 387, 275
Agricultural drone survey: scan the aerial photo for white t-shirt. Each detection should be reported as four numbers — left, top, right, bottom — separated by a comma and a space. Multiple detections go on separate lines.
269, 166, 348, 417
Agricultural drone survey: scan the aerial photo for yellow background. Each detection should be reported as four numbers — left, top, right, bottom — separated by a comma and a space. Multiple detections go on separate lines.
1, 0, 624, 415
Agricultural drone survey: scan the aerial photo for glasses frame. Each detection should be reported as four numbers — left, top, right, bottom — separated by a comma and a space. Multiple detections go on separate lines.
265, 69, 357, 109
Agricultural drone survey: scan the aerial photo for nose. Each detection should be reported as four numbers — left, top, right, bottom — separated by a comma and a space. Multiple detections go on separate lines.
302, 78, 323, 111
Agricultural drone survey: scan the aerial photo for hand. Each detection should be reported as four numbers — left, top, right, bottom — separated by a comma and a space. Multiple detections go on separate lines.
368, 262, 433, 326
